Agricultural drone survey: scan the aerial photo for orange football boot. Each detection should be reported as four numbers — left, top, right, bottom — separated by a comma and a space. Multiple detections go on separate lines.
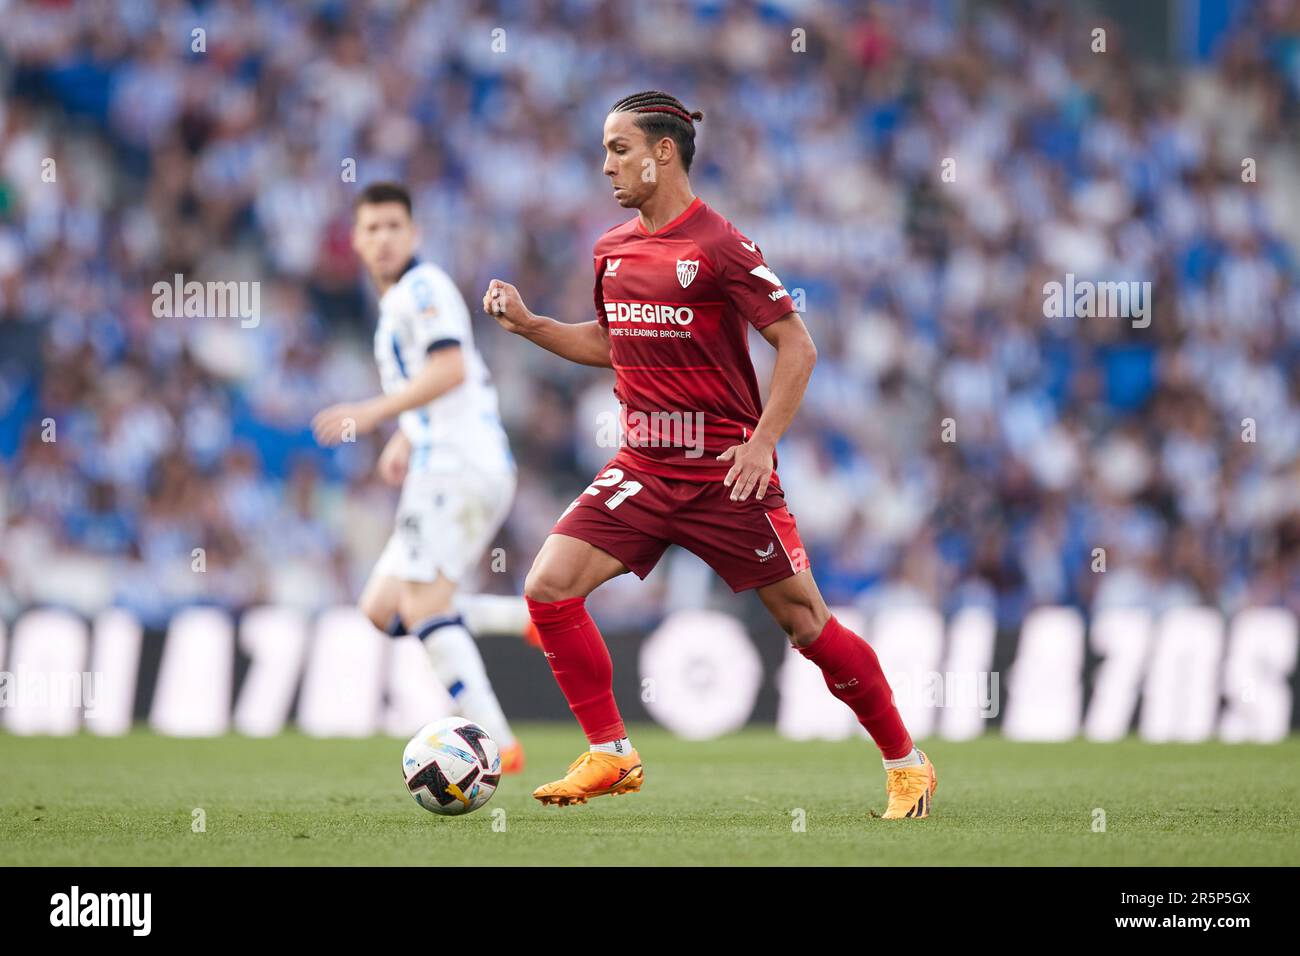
878, 749, 938, 819
499, 740, 525, 775
532, 748, 643, 806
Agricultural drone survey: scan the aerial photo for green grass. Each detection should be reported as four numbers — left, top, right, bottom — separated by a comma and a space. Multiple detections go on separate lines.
2, 725, 1297, 866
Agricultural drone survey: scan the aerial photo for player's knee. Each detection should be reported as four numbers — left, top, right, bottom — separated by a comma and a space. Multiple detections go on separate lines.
524, 561, 578, 604
775, 601, 830, 648
398, 587, 455, 626
358, 596, 392, 632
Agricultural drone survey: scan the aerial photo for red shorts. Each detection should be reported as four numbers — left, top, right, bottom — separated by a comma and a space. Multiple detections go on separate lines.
551, 454, 810, 592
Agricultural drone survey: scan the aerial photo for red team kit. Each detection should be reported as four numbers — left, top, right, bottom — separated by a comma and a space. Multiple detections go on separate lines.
554, 195, 811, 591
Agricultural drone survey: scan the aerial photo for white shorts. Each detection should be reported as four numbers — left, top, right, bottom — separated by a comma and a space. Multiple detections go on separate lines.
374, 462, 516, 584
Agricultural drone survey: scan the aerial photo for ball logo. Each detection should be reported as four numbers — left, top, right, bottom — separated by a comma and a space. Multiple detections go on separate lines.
676, 259, 699, 288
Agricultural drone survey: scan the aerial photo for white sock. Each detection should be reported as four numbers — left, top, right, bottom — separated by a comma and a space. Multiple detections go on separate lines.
882, 748, 925, 770
590, 737, 632, 756
415, 613, 516, 747
457, 594, 530, 636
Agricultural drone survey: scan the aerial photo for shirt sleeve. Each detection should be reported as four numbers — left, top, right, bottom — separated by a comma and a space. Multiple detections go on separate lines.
406, 268, 468, 352
714, 232, 795, 330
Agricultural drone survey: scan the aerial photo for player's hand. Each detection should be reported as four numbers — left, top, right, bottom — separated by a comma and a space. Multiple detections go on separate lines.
312, 400, 382, 446
717, 437, 776, 502
377, 430, 411, 486
482, 279, 535, 334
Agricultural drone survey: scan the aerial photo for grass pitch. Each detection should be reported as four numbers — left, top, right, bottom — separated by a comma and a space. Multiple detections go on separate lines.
2, 724, 1296, 866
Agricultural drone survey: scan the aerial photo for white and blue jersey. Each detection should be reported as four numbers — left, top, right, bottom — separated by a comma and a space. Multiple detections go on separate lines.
374, 259, 514, 475
371, 259, 516, 585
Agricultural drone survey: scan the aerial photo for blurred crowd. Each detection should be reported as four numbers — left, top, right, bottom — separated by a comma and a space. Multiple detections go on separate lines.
1, 0, 1298, 631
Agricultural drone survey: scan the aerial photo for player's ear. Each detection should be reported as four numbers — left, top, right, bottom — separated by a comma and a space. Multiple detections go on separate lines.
658, 136, 675, 166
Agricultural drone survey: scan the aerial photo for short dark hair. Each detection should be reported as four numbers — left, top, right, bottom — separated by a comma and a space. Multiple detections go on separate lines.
610, 91, 705, 173
354, 181, 412, 216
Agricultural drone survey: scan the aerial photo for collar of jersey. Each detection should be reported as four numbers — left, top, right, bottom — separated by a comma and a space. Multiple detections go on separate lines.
635, 196, 704, 236
398, 256, 421, 279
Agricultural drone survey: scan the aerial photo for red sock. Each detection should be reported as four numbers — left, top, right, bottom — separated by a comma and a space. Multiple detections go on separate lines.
525, 596, 626, 745
799, 615, 914, 759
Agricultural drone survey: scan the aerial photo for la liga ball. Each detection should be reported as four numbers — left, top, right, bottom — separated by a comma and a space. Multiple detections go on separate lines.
402, 717, 501, 816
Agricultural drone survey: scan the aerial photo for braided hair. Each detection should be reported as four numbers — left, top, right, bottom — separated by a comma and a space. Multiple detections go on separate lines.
610, 91, 705, 173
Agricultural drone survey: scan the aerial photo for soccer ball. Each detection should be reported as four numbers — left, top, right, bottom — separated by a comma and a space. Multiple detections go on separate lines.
402, 717, 501, 816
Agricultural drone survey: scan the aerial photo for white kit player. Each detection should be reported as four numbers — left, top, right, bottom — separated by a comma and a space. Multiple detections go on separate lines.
313, 181, 526, 773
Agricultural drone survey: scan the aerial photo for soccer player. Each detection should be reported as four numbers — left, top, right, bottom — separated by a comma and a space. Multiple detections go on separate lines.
315, 182, 525, 773
483, 92, 937, 818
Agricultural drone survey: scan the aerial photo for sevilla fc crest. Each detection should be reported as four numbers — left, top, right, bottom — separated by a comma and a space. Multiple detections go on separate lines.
676, 259, 699, 288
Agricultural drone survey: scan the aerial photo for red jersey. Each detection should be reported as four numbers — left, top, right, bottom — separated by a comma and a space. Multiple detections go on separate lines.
593, 196, 796, 481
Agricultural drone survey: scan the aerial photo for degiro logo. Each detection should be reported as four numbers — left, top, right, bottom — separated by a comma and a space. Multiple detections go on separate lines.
604, 302, 694, 325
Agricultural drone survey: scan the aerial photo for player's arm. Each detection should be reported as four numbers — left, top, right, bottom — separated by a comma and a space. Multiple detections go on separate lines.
482, 279, 613, 369
376, 429, 411, 486
718, 313, 817, 502
312, 346, 466, 446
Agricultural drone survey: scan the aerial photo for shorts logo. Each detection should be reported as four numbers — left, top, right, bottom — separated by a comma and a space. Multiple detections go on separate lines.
676, 259, 699, 288
755, 541, 776, 561
400, 513, 422, 559
834, 678, 859, 690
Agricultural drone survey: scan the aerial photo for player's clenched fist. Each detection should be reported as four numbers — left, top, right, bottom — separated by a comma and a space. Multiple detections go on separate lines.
482, 279, 535, 334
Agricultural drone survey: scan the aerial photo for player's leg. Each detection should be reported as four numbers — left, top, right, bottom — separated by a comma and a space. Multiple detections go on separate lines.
671, 477, 936, 819
358, 569, 404, 637
523, 475, 672, 805
396, 574, 515, 748
756, 570, 910, 753
388, 465, 523, 766
755, 566, 936, 819
523, 534, 645, 804
369, 545, 518, 745
523, 531, 630, 602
